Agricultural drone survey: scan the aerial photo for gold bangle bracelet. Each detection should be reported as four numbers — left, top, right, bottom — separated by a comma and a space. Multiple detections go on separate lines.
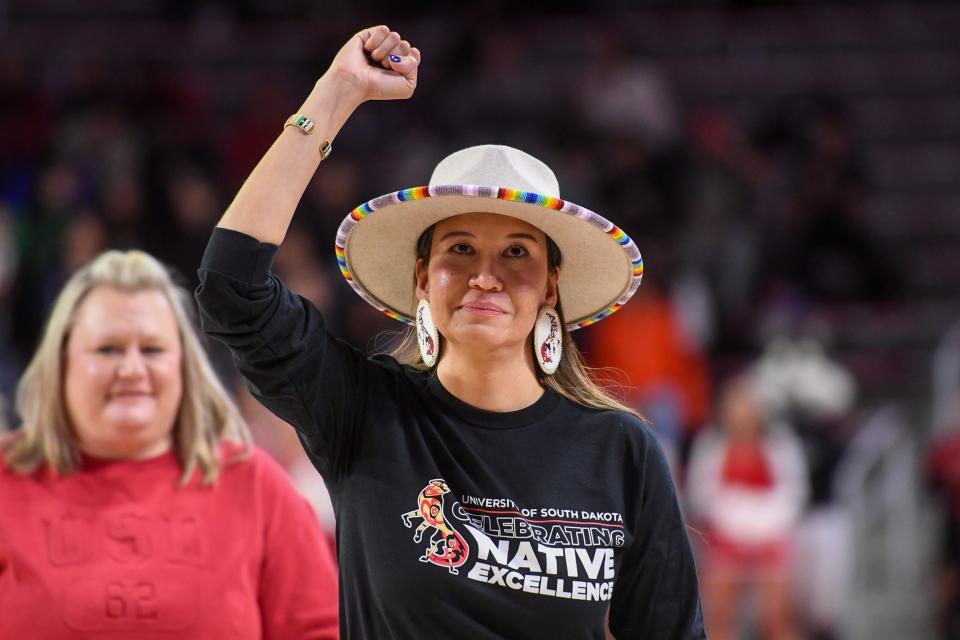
284, 113, 315, 134
285, 113, 332, 160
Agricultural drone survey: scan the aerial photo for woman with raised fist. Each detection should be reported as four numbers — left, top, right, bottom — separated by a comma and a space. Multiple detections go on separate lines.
197, 25, 705, 639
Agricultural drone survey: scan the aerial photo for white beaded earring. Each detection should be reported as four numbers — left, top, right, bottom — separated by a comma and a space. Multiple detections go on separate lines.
416, 298, 440, 367
534, 306, 562, 375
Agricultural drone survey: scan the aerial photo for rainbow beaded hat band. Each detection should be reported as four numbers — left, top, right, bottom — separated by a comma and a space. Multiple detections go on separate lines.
335, 144, 644, 331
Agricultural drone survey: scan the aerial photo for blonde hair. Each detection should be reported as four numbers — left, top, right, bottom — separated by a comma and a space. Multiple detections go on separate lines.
2, 250, 251, 484
386, 225, 644, 420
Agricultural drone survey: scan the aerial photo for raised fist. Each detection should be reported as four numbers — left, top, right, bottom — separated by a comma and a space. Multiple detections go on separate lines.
326, 25, 421, 103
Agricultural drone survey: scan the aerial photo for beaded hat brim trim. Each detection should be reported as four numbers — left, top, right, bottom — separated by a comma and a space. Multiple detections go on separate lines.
335, 184, 644, 331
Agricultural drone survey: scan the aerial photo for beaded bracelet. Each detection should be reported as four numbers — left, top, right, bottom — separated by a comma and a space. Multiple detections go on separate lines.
284, 113, 332, 160
284, 113, 315, 134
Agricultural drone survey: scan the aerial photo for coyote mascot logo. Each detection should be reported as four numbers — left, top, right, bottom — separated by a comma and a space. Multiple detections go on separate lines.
401, 479, 469, 574
540, 312, 559, 364
416, 304, 435, 358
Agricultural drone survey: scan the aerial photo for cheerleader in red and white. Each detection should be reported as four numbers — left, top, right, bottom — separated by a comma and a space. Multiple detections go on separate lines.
686, 376, 809, 640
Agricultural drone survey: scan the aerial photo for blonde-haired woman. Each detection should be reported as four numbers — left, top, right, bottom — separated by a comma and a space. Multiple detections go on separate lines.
0, 250, 339, 639
197, 25, 704, 639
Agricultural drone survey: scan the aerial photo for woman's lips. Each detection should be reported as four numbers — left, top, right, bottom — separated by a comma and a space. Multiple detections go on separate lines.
460, 302, 505, 315
109, 390, 152, 399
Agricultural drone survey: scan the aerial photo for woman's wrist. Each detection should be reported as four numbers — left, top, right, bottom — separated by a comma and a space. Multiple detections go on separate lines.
295, 73, 365, 143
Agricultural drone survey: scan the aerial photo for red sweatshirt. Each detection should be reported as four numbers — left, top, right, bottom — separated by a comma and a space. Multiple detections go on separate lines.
0, 445, 338, 639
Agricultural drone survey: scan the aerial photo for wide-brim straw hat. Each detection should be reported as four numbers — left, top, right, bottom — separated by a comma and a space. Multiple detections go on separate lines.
334, 144, 643, 330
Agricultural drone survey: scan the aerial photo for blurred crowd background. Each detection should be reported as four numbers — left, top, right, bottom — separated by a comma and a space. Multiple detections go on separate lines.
2, 1, 959, 638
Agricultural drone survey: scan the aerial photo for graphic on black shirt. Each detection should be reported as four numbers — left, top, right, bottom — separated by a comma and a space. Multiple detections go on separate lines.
402, 479, 624, 602
401, 479, 470, 574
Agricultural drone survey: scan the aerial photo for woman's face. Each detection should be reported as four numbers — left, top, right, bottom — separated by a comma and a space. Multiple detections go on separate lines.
720, 378, 763, 441
415, 212, 559, 357
64, 287, 183, 459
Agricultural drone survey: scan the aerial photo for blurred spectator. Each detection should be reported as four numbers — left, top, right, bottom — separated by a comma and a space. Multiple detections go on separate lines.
751, 335, 856, 424
929, 427, 960, 639
0, 203, 20, 419
221, 81, 296, 193
63, 211, 109, 275
687, 375, 809, 640
751, 332, 856, 505
9, 160, 85, 362
0, 54, 52, 179
579, 27, 682, 152
158, 163, 224, 287
752, 96, 901, 306
749, 330, 858, 640
0, 202, 16, 303
59, 101, 144, 193
680, 108, 759, 349
446, 26, 542, 138
585, 283, 712, 470
98, 171, 149, 249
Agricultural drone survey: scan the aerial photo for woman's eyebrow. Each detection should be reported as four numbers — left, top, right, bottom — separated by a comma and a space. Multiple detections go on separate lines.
438, 231, 475, 242
438, 231, 538, 241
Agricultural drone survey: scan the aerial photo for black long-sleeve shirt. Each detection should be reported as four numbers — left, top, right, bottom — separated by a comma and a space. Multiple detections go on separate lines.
195, 227, 706, 639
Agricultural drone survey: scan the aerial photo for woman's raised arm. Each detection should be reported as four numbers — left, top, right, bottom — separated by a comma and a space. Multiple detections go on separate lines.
217, 25, 420, 245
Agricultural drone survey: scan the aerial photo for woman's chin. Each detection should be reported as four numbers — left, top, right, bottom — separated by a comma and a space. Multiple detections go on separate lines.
103, 407, 156, 429
82, 436, 172, 460
101, 410, 174, 442
445, 326, 520, 353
